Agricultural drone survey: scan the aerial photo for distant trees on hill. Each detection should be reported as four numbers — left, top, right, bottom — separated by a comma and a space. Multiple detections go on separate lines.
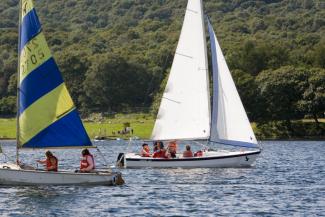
0, 0, 324, 134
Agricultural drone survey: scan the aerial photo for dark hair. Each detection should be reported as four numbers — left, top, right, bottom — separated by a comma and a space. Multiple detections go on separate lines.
46, 151, 53, 157
186, 145, 191, 151
142, 143, 148, 147
82, 149, 90, 156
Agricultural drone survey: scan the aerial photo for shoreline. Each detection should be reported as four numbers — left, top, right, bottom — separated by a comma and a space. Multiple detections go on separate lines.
1, 138, 324, 142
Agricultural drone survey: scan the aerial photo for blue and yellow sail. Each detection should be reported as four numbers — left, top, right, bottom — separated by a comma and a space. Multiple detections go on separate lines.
18, 0, 91, 148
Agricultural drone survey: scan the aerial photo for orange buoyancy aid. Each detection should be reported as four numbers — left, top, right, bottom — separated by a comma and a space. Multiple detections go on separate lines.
46, 156, 58, 172
80, 154, 95, 170
183, 150, 193, 158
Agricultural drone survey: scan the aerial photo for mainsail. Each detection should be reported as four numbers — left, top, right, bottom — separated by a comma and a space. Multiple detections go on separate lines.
151, 0, 210, 141
18, 0, 91, 148
207, 19, 257, 148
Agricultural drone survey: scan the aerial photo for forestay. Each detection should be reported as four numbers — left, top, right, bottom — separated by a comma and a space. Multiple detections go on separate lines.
151, 0, 210, 141
207, 20, 257, 148
18, 0, 91, 148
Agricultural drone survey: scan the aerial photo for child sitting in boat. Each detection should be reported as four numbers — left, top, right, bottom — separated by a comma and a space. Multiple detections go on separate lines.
153, 142, 168, 159
140, 143, 151, 157
36, 151, 58, 172
183, 145, 193, 158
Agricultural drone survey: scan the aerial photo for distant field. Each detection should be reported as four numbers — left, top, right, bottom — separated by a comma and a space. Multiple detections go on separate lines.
0, 114, 155, 140
0, 116, 323, 140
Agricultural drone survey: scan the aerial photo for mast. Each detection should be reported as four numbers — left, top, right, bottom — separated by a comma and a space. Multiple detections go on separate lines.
16, 0, 22, 164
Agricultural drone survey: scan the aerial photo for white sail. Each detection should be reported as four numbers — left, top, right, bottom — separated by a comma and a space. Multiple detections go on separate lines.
208, 20, 258, 147
151, 0, 210, 141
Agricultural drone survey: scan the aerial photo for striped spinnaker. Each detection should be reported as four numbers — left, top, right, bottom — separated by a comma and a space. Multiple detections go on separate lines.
18, 0, 91, 148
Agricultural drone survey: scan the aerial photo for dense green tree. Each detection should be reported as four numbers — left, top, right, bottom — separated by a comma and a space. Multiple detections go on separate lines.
56, 52, 90, 108
83, 54, 151, 112
256, 66, 309, 131
0, 96, 16, 116
0, 0, 324, 122
298, 68, 325, 131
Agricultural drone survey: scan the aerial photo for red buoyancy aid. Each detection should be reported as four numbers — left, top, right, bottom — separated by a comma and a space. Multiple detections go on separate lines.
80, 154, 95, 170
153, 150, 167, 158
46, 156, 58, 172
194, 150, 203, 157
141, 149, 151, 157
183, 150, 193, 158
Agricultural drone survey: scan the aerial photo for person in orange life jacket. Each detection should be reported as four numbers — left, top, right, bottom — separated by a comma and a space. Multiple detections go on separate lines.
80, 149, 95, 172
140, 143, 151, 157
167, 140, 178, 158
183, 145, 193, 158
153, 142, 168, 158
36, 151, 58, 172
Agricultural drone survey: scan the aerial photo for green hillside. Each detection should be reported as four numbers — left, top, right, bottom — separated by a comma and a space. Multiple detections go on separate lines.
0, 0, 324, 138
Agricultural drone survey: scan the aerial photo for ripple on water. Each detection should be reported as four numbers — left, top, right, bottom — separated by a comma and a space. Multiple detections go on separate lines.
0, 141, 324, 216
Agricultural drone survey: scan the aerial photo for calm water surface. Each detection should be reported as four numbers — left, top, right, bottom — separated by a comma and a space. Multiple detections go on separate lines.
0, 140, 324, 216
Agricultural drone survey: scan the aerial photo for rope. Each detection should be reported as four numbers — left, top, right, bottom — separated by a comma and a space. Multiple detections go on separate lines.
96, 147, 110, 169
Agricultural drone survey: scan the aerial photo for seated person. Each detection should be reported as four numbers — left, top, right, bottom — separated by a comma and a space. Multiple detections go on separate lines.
183, 145, 193, 158
36, 151, 58, 172
79, 149, 95, 172
167, 141, 178, 158
140, 143, 151, 157
194, 150, 203, 157
153, 141, 159, 152
153, 142, 168, 159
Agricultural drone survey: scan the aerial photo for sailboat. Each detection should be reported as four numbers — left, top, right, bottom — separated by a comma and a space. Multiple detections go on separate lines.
0, 0, 123, 185
119, 0, 261, 168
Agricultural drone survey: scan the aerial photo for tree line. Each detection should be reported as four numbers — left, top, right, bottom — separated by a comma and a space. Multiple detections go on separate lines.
0, 0, 324, 136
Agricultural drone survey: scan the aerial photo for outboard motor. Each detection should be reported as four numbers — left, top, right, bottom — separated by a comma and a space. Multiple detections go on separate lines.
116, 153, 125, 167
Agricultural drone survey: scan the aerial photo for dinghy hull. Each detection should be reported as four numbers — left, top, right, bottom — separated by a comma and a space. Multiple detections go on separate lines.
0, 163, 124, 186
123, 150, 260, 168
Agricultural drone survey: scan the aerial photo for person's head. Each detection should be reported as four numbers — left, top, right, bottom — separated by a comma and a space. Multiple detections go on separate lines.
82, 149, 90, 156
159, 142, 164, 149
169, 140, 176, 145
186, 145, 191, 151
45, 151, 53, 158
142, 143, 149, 150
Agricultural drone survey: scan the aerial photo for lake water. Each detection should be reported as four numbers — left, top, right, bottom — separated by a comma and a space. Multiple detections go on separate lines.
0, 140, 324, 216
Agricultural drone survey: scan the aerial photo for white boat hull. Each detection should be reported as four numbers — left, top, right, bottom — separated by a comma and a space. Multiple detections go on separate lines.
0, 163, 123, 186
122, 150, 261, 168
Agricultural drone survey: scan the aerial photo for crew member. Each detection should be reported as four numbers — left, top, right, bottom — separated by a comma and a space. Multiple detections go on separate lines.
153, 142, 168, 158
37, 151, 58, 172
140, 143, 151, 157
167, 140, 178, 158
183, 145, 193, 158
80, 149, 95, 172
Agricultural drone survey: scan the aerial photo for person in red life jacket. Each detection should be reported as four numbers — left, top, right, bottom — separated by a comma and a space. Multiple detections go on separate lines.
183, 145, 193, 158
153, 142, 168, 159
80, 149, 95, 172
167, 140, 178, 158
140, 143, 151, 157
36, 151, 58, 172
194, 150, 203, 157
153, 141, 159, 152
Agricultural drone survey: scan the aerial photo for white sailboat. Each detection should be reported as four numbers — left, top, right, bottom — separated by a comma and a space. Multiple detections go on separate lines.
0, 0, 123, 185
120, 0, 261, 168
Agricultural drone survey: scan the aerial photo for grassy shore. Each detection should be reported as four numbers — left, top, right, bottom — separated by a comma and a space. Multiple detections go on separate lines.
0, 115, 323, 140
0, 113, 155, 140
